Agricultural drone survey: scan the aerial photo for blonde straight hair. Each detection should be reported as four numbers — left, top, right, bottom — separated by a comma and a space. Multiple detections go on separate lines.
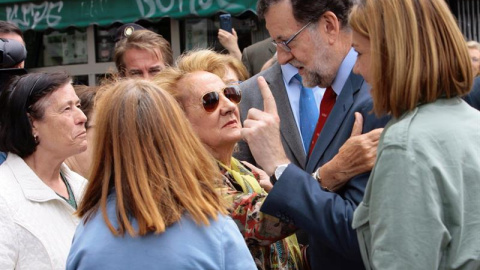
350, 0, 472, 117
76, 79, 227, 236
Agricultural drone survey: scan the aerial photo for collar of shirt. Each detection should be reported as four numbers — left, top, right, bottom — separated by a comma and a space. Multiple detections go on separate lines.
278, 49, 357, 145
281, 63, 299, 86
281, 63, 324, 107
330, 48, 358, 95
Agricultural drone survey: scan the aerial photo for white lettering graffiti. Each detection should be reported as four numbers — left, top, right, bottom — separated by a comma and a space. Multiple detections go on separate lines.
136, 0, 156, 18
136, 0, 242, 17
6, 1, 63, 30
197, 0, 213, 10
156, 0, 174, 13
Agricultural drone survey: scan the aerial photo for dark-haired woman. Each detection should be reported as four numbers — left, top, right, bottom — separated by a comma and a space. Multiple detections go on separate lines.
0, 72, 88, 269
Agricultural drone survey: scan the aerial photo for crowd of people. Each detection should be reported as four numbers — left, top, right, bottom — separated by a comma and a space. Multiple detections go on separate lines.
0, 0, 479, 269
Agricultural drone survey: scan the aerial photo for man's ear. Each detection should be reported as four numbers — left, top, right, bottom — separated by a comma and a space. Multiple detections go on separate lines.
321, 11, 341, 44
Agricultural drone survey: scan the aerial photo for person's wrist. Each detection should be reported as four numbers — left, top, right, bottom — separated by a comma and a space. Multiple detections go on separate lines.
312, 167, 333, 192
269, 163, 290, 185
264, 157, 290, 175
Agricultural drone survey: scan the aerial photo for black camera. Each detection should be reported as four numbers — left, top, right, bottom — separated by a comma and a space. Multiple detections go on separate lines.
0, 38, 27, 68
0, 38, 27, 93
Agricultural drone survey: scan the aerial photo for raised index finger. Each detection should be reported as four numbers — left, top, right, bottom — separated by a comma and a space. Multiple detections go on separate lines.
257, 76, 278, 116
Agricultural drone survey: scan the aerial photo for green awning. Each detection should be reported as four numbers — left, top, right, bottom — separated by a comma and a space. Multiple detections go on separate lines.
0, 0, 257, 31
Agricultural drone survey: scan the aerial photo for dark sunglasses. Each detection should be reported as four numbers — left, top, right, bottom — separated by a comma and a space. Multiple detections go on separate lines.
201, 86, 242, 113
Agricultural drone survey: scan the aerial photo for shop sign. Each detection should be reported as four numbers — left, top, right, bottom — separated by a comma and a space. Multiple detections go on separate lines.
0, 0, 257, 30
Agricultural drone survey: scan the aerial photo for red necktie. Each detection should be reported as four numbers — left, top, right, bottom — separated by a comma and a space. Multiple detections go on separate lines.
308, 86, 336, 156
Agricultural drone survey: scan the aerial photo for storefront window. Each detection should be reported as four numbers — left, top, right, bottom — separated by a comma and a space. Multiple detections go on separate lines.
43, 29, 88, 66
23, 28, 88, 68
72, 75, 88, 86
185, 18, 210, 50
96, 29, 115, 63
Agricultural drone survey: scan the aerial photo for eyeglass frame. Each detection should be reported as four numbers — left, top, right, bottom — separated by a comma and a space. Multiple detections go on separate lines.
199, 85, 242, 113
271, 21, 313, 52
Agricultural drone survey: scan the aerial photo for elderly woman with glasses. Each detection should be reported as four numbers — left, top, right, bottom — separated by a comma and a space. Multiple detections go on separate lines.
155, 50, 302, 270
0, 72, 88, 269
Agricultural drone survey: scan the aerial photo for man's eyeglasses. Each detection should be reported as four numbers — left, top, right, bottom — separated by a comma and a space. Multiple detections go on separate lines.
271, 22, 312, 52
201, 86, 242, 113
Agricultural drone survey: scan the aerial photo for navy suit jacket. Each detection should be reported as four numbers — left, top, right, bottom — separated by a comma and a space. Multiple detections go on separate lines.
261, 71, 390, 270
464, 76, 480, 110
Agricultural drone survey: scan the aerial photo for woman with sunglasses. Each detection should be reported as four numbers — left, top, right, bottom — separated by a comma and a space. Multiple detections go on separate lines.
0, 72, 88, 269
155, 51, 302, 270
175, 50, 273, 190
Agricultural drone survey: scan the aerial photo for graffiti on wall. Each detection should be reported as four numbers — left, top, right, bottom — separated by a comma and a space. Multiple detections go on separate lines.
135, 0, 243, 17
4, 0, 246, 30
6, 1, 63, 29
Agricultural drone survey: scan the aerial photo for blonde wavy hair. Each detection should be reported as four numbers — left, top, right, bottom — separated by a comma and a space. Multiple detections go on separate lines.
176, 49, 249, 83
349, 0, 472, 117
76, 79, 226, 236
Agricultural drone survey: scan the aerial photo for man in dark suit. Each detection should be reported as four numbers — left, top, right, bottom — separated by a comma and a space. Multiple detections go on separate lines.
237, 62, 379, 184
241, 37, 276, 77
237, 62, 306, 168
241, 0, 390, 269
237, 60, 381, 246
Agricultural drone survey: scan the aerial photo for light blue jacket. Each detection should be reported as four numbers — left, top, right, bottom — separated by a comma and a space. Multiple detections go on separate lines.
67, 194, 256, 270
353, 98, 480, 269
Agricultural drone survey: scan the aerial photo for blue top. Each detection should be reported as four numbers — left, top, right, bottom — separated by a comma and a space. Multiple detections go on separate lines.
67, 194, 256, 270
0, 152, 6, 165
353, 98, 480, 269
